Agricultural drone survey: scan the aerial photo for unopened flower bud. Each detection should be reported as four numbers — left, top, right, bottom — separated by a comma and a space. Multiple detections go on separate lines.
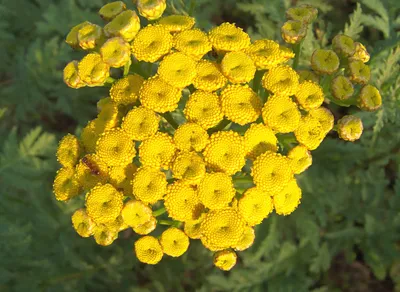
351, 42, 370, 63
332, 34, 355, 57
357, 84, 382, 111
337, 115, 363, 142
331, 75, 354, 100
66, 21, 89, 49
311, 49, 340, 74
137, 0, 167, 21
99, 1, 126, 21
100, 37, 131, 68
78, 23, 104, 50
281, 20, 307, 44
63, 61, 86, 89
104, 10, 141, 42
78, 54, 110, 87
286, 5, 318, 24
298, 69, 319, 83
348, 59, 370, 84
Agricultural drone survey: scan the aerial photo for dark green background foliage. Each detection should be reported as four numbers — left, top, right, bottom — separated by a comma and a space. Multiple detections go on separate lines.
0, 0, 400, 291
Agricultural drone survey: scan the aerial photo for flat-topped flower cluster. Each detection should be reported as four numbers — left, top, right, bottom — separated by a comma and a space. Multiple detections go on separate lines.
56, 0, 382, 271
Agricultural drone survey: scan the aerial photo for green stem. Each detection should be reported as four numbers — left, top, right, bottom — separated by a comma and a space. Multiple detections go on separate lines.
207, 119, 231, 135
232, 176, 255, 189
158, 220, 181, 227
292, 42, 302, 70
252, 70, 264, 94
161, 112, 179, 130
188, 0, 196, 16
153, 207, 166, 217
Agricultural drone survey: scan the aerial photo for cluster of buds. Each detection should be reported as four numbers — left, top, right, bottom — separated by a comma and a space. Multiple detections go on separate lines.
281, 5, 318, 44
57, 1, 382, 271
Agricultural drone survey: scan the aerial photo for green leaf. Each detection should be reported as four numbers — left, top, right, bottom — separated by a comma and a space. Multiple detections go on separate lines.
343, 3, 364, 39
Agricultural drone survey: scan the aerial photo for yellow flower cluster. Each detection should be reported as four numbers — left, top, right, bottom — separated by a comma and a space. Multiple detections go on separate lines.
56, 1, 383, 271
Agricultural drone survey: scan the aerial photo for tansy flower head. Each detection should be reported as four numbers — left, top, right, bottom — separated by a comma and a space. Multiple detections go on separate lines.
53, 167, 81, 201
158, 15, 195, 33
131, 25, 173, 62
311, 49, 339, 74
97, 97, 112, 112
121, 200, 153, 228
131, 167, 167, 204
103, 214, 127, 233
262, 95, 301, 133
262, 65, 299, 96
94, 102, 120, 135
244, 123, 278, 160
96, 128, 136, 167
220, 85, 262, 125
174, 29, 212, 60
287, 145, 312, 174
108, 164, 137, 195
99, 1, 126, 21
281, 20, 307, 44
139, 132, 176, 169
85, 183, 124, 224
294, 116, 325, 150
348, 59, 371, 84
273, 179, 302, 215
93, 224, 118, 246
139, 76, 182, 113
298, 69, 320, 83
308, 107, 334, 134
200, 208, 245, 251
134, 236, 163, 264
286, 5, 318, 24
197, 172, 236, 210
63, 61, 85, 89
77, 22, 104, 50
252, 151, 293, 194
208, 22, 251, 52
245, 39, 292, 70
184, 215, 204, 239
71, 208, 95, 238
75, 154, 108, 190
337, 115, 363, 142
234, 226, 255, 251
238, 187, 273, 226
110, 74, 144, 105
104, 10, 141, 42
81, 120, 99, 153
184, 91, 223, 129
137, 0, 166, 21
331, 75, 354, 100
171, 151, 206, 183
294, 80, 324, 110
157, 52, 197, 88
160, 227, 190, 257
221, 51, 256, 84
78, 54, 110, 87
100, 37, 131, 68
357, 84, 382, 111
192, 60, 227, 92
213, 250, 237, 271
133, 216, 157, 235
173, 123, 209, 152
351, 42, 370, 63
203, 131, 246, 175
56, 134, 81, 168
121, 106, 159, 141
165, 180, 201, 221
332, 34, 355, 57
66, 22, 89, 49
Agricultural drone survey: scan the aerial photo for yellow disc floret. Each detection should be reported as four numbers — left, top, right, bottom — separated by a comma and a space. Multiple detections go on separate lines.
133, 216, 157, 235
287, 145, 312, 174
53, 167, 81, 201
157, 52, 197, 88
208, 22, 251, 52
213, 250, 237, 271
294, 81, 324, 110
137, 0, 166, 21
192, 60, 227, 92
121, 106, 159, 141
174, 29, 212, 60
93, 224, 118, 246
158, 15, 195, 33
273, 179, 302, 215
245, 39, 292, 70
104, 10, 141, 42
238, 187, 273, 226
244, 123, 278, 160
94, 102, 120, 135
294, 116, 325, 150
131, 167, 167, 204
134, 236, 163, 264
160, 227, 190, 257
171, 151, 206, 183
262, 65, 299, 96
63, 61, 85, 89
221, 51, 256, 84
173, 123, 209, 152
77, 23, 104, 50
139, 132, 176, 169
121, 200, 153, 228
75, 154, 108, 190
184, 215, 204, 239
56, 134, 81, 168
100, 37, 131, 68
110, 74, 144, 105
308, 107, 334, 134
234, 226, 255, 251
71, 208, 95, 238
78, 53, 110, 87
81, 120, 99, 153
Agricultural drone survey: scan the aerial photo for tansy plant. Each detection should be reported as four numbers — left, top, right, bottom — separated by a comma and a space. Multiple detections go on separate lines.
56, 0, 382, 271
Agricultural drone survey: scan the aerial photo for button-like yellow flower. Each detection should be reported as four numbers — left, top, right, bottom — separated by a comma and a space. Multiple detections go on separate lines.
134, 236, 163, 264
252, 151, 293, 194
139, 76, 182, 113
77, 22, 104, 50
100, 37, 131, 68
171, 151, 206, 183
294, 116, 325, 150
331, 75, 354, 100
348, 59, 370, 84
244, 123, 278, 160
108, 163, 137, 195
262, 95, 301, 133
53, 167, 81, 201
93, 224, 119, 246
158, 52, 197, 88
131, 167, 167, 204
234, 226, 255, 251
94, 102, 120, 136
158, 15, 195, 33
139, 132, 176, 169
66, 22, 89, 49
298, 69, 320, 83
337, 115, 363, 142
184, 91, 223, 129
104, 10, 141, 42
133, 216, 157, 235
80, 120, 99, 153
174, 29, 212, 60
308, 107, 334, 134
203, 131, 246, 175
287, 145, 312, 174
63, 61, 86, 89
121, 200, 153, 228
281, 20, 307, 44
357, 84, 382, 111
213, 250, 237, 271
71, 208, 95, 238
220, 85, 262, 125
262, 65, 299, 96
198, 172, 236, 210
273, 179, 302, 215
184, 215, 205, 239
131, 25, 173, 62
351, 42, 370, 63
160, 227, 190, 257
238, 187, 273, 226
137, 0, 166, 21
173, 123, 209, 152
332, 34, 355, 57
311, 49, 339, 74
245, 40, 294, 70
78, 54, 110, 87
56, 134, 81, 168
121, 106, 159, 141
208, 22, 251, 52
110, 74, 144, 105
221, 51, 256, 84
294, 80, 324, 110
192, 60, 227, 92
75, 154, 108, 190
99, 1, 126, 21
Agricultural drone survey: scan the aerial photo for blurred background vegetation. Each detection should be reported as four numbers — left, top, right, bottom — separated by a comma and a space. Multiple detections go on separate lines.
1, 0, 400, 291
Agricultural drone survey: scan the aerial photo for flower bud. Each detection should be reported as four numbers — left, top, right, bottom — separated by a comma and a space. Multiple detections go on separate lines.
297, 69, 319, 83
63, 61, 86, 89
332, 34, 355, 57
286, 5, 318, 24
104, 10, 141, 42
100, 37, 131, 68
137, 0, 167, 21
66, 21, 89, 49
357, 84, 382, 111
311, 49, 340, 74
331, 75, 354, 100
78, 54, 110, 87
350, 42, 370, 63
99, 1, 126, 21
337, 115, 363, 142
281, 20, 307, 44
77, 23, 104, 50
348, 59, 370, 84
